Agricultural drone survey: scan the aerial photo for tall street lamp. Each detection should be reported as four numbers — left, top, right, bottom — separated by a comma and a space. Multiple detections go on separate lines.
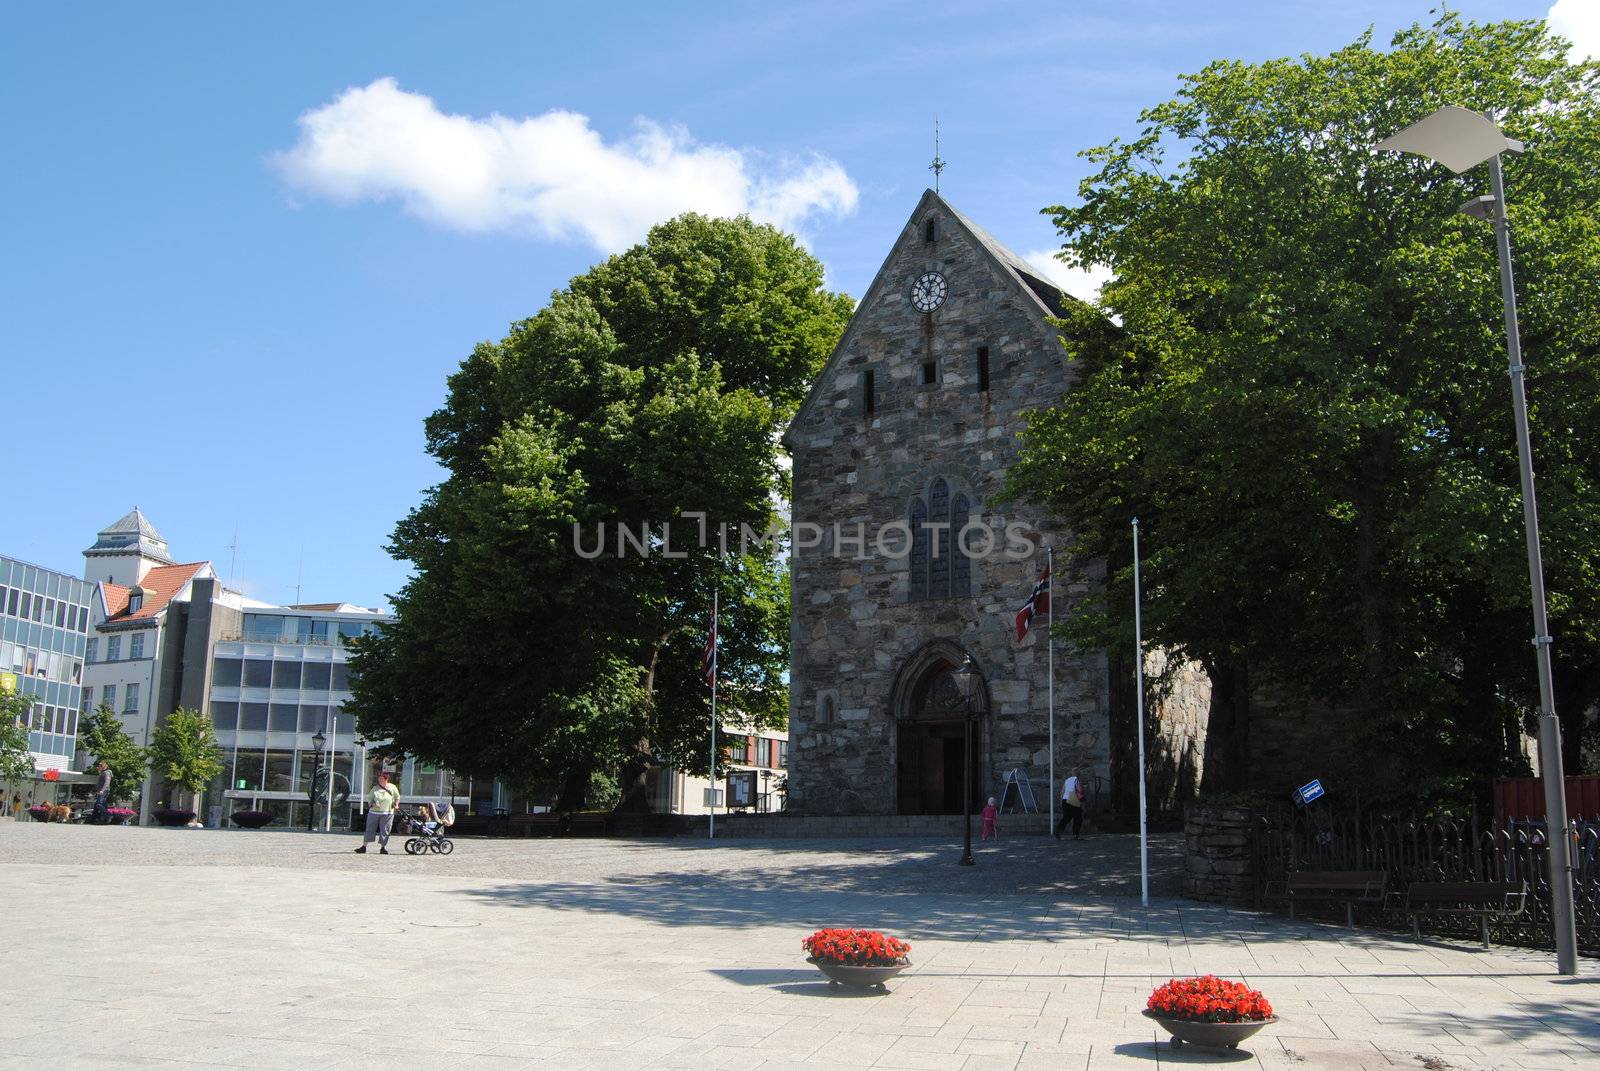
950, 654, 980, 867
306, 729, 326, 832
1376, 105, 1579, 975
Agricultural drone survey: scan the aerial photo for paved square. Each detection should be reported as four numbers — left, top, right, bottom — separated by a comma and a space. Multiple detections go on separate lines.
1, 825, 1595, 1070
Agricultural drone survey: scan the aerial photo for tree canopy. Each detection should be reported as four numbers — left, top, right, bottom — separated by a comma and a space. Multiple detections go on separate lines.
76, 702, 148, 804
348, 214, 852, 806
0, 693, 33, 785
147, 708, 224, 805
1008, 13, 1600, 805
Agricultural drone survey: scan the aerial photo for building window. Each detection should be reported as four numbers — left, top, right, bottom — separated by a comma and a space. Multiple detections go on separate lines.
5, 589, 16, 615
863, 370, 876, 416
977, 346, 990, 392
77, 606, 88, 632
83, 687, 94, 713
106, 636, 121, 662
128, 592, 143, 613
123, 683, 138, 713
908, 477, 974, 601
104, 685, 116, 711
778, 741, 788, 768
726, 736, 748, 764
923, 217, 937, 242
921, 360, 937, 385
130, 633, 145, 660
86, 638, 97, 663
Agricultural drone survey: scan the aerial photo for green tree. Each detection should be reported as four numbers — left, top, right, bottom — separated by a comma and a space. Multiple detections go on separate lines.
76, 702, 147, 804
147, 708, 224, 811
1009, 13, 1600, 805
349, 214, 849, 809
0, 693, 34, 786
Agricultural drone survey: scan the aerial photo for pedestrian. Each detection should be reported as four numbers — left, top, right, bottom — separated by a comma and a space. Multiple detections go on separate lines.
91, 762, 112, 823
354, 770, 401, 854
1054, 771, 1085, 840
981, 796, 998, 840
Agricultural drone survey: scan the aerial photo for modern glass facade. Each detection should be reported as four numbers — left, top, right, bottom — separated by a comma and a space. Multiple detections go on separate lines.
0, 555, 91, 768
205, 608, 424, 828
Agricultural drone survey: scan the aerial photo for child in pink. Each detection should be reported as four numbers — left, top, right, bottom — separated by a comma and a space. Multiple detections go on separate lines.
981, 797, 998, 840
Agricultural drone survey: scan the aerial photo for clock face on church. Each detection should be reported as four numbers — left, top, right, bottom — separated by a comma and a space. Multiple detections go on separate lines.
909, 271, 947, 312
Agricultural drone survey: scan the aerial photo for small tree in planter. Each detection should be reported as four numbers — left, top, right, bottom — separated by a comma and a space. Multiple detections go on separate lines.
1, 693, 37, 788
147, 707, 224, 827
76, 702, 147, 810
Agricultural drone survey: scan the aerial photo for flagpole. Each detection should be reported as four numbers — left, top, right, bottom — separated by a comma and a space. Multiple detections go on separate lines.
1133, 517, 1149, 908
709, 589, 718, 841
1047, 545, 1055, 837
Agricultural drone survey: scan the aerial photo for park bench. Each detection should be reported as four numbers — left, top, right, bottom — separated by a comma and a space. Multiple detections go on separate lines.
1267, 870, 1388, 927
566, 813, 609, 837
508, 813, 562, 838
1402, 881, 1528, 949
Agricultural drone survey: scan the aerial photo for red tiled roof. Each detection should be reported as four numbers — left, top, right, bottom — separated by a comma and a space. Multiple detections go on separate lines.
102, 562, 207, 626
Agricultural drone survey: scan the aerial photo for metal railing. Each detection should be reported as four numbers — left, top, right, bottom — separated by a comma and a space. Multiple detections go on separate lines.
1251, 807, 1599, 955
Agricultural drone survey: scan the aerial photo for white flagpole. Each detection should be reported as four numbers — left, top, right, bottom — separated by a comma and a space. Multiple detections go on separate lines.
1047, 546, 1055, 836
1132, 517, 1149, 907
709, 589, 718, 841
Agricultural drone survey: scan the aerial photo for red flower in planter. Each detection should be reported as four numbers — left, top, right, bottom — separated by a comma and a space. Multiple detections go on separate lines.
802, 928, 911, 966
1147, 976, 1273, 1023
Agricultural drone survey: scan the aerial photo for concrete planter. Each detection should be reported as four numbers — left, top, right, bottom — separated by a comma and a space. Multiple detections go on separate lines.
1142, 1009, 1277, 1051
154, 808, 197, 827
807, 957, 910, 991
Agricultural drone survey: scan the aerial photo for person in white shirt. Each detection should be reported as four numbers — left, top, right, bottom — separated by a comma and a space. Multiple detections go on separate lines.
1055, 771, 1085, 840
354, 770, 401, 854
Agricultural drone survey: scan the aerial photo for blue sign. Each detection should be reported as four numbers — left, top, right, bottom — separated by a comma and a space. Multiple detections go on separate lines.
1295, 779, 1325, 805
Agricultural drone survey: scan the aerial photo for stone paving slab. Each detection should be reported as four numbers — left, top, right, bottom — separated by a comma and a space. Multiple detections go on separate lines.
0, 824, 1594, 1070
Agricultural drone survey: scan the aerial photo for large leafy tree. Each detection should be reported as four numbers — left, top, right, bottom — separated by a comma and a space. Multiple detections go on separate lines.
77, 701, 148, 804
1009, 13, 1600, 806
147, 708, 224, 810
0, 693, 34, 785
349, 214, 852, 808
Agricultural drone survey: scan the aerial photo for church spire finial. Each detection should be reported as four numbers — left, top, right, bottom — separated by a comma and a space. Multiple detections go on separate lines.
928, 118, 946, 193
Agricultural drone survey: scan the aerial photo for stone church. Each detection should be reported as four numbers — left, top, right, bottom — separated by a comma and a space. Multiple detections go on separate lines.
783, 190, 1118, 817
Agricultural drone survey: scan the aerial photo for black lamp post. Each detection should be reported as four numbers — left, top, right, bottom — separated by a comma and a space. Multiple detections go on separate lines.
306, 729, 326, 831
950, 655, 979, 867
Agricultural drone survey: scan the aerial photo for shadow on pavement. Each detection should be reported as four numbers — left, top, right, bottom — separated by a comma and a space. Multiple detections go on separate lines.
1113, 1040, 1254, 1063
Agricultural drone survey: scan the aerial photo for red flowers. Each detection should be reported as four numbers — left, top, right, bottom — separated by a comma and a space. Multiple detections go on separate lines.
1147, 976, 1273, 1023
802, 928, 911, 966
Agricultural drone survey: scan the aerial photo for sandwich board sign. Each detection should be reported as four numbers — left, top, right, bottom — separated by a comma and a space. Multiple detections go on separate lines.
1295, 779, 1325, 806
998, 769, 1039, 813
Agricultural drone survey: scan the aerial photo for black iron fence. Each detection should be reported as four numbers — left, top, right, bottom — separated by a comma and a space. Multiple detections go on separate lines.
1251, 808, 1600, 956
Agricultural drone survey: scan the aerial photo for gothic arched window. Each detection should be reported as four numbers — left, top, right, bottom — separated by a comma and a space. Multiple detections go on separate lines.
908, 478, 974, 602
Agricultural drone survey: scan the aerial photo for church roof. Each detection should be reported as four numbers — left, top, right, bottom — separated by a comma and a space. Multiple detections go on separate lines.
782, 188, 1080, 447
84, 506, 175, 562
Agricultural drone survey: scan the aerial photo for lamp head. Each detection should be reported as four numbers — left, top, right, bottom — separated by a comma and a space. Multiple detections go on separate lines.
312, 730, 326, 750
1374, 105, 1524, 173
1458, 195, 1498, 222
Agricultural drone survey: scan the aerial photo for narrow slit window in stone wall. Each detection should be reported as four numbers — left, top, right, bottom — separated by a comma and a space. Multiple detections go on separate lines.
977, 346, 990, 392
909, 497, 929, 600
864, 370, 875, 416
921, 360, 936, 385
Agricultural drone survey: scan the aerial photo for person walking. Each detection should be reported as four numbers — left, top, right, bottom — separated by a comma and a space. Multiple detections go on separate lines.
354, 770, 401, 854
981, 796, 999, 841
91, 762, 112, 823
1055, 771, 1085, 840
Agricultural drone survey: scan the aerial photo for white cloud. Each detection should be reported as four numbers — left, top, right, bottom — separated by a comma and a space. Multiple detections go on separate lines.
1023, 249, 1112, 306
1549, 0, 1600, 61
274, 78, 858, 252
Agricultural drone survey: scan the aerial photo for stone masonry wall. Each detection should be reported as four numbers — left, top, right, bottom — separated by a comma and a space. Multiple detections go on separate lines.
1183, 802, 1256, 904
785, 192, 1112, 816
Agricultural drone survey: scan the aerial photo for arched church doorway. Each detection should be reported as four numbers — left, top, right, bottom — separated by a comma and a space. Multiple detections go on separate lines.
891, 642, 988, 815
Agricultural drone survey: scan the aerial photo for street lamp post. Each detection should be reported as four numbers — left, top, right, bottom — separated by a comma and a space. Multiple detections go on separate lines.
1376, 105, 1580, 975
306, 729, 326, 832
950, 655, 980, 867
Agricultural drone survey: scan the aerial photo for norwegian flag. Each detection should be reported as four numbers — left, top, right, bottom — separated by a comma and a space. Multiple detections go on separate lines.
1015, 567, 1051, 642
702, 595, 718, 686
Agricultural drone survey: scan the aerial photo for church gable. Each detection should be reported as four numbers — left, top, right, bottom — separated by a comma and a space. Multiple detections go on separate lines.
783, 188, 1072, 452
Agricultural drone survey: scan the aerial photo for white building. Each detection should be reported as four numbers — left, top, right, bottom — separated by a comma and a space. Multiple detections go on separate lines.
648, 725, 789, 815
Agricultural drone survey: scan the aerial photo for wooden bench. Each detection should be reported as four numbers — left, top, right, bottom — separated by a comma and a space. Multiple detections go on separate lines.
1267, 870, 1388, 927
508, 813, 562, 838
1403, 881, 1528, 949
566, 813, 609, 837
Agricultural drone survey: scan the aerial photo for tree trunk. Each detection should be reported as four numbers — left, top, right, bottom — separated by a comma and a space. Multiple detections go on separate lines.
1199, 658, 1251, 793
613, 752, 653, 814
555, 766, 590, 811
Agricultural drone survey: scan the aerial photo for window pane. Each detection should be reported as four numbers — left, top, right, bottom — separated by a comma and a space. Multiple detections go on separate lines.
951, 493, 972, 596
335, 710, 355, 737
263, 749, 297, 792
244, 615, 284, 642
271, 660, 302, 690
233, 749, 264, 791
269, 703, 298, 731
213, 657, 242, 687
239, 702, 268, 731
299, 704, 328, 733
242, 659, 272, 688
300, 661, 331, 690
330, 662, 349, 691
211, 701, 239, 731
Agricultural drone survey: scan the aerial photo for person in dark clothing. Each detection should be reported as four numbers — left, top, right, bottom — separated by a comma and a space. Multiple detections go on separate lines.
91, 762, 112, 823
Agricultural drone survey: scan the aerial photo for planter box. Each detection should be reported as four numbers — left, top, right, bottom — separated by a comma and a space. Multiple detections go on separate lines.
154, 809, 197, 827
1142, 1010, 1277, 1050
807, 957, 911, 990
229, 811, 275, 830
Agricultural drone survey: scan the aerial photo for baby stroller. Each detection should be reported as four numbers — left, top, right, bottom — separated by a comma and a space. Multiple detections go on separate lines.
400, 804, 455, 855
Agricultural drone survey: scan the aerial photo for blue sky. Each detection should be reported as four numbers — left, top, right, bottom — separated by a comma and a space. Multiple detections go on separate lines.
0, 0, 1574, 609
